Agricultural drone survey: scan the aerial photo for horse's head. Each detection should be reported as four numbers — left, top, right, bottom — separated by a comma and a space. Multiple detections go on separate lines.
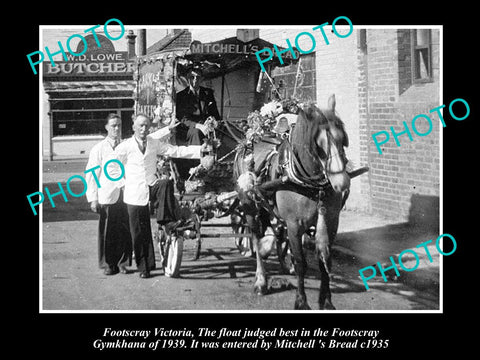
297, 95, 350, 193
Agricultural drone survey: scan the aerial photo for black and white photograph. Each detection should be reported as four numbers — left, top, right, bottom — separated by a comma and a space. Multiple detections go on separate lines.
38, 24, 442, 312
18, 8, 476, 356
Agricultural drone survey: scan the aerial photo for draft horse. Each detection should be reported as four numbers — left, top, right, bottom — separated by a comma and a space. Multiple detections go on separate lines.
233, 95, 350, 310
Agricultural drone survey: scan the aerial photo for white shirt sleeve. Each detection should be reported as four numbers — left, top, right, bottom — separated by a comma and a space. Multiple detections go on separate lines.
148, 126, 171, 140
157, 143, 201, 159
85, 143, 101, 202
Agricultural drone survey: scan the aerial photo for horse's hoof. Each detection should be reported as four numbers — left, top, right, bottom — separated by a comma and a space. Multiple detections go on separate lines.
320, 301, 336, 310
294, 300, 311, 310
253, 284, 268, 296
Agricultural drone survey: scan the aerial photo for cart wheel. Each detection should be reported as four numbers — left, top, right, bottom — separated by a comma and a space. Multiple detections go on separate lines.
231, 212, 253, 256
234, 225, 253, 257
276, 227, 295, 275
182, 215, 202, 261
193, 214, 202, 260
161, 235, 184, 278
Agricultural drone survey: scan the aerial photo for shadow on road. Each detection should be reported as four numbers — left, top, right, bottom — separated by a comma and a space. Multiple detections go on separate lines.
331, 220, 440, 309
176, 219, 440, 310
41, 182, 99, 222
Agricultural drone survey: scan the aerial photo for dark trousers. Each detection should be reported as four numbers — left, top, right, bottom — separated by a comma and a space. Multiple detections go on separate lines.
98, 197, 132, 270
127, 204, 156, 272
150, 179, 179, 225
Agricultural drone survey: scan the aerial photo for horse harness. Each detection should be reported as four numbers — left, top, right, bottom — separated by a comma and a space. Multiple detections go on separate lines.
252, 137, 332, 217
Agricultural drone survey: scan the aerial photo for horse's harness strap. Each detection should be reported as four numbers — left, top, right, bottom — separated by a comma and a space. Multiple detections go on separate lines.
244, 137, 331, 221
282, 140, 329, 191
250, 186, 286, 226
256, 149, 278, 181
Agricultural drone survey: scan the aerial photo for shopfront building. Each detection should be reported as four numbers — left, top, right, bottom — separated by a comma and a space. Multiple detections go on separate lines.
42, 32, 135, 160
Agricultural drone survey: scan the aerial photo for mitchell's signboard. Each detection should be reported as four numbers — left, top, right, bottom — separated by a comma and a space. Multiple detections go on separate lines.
189, 39, 300, 59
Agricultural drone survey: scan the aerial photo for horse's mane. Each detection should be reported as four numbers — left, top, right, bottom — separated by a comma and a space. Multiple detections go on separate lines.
291, 102, 349, 149
289, 102, 327, 176
323, 108, 349, 148
288, 102, 349, 178
291, 102, 324, 150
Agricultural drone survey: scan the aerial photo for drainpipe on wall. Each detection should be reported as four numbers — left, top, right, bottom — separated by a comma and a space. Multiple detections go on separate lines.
137, 29, 147, 56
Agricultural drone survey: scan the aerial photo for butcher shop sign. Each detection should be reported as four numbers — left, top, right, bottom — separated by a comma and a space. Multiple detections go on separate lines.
42, 32, 134, 77
43, 52, 135, 76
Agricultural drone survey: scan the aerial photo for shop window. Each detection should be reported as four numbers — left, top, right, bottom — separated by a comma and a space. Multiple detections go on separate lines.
53, 99, 123, 110
50, 98, 134, 136
411, 29, 432, 83
52, 111, 113, 136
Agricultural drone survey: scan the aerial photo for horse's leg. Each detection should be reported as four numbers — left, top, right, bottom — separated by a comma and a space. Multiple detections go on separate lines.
315, 193, 342, 310
247, 213, 268, 295
315, 213, 334, 310
287, 221, 311, 310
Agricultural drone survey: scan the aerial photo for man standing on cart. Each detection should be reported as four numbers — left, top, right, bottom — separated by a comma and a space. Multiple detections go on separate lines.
175, 64, 221, 145
174, 65, 221, 179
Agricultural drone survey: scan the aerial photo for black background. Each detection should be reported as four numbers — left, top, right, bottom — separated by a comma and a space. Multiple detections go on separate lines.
16, 4, 476, 357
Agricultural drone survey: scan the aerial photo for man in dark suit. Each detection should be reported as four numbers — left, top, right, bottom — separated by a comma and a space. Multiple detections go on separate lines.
175, 66, 221, 146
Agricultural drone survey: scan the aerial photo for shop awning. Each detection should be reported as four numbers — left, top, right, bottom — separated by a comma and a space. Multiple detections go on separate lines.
43, 80, 135, 95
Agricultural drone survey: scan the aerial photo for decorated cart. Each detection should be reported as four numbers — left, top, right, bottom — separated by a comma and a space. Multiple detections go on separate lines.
131, 36, 300, 277
130, 33, 369, 278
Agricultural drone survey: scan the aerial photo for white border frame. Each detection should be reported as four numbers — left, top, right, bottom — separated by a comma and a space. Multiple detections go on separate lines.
38, 24, 443, 314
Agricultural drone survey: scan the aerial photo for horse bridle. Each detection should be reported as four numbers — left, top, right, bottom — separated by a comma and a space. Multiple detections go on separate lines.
314, 123, 347, 177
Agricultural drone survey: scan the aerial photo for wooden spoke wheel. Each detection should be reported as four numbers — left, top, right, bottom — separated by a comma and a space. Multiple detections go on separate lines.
156, 228, 184, 278
235, 225, 254, 257
182, 214, 202, 261
231, 213, 253, 257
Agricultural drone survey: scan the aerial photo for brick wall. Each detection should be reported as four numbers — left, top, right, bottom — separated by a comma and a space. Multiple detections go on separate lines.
359, 28, 440, 225
358, 30, 372, 213
359, 29, 401, 217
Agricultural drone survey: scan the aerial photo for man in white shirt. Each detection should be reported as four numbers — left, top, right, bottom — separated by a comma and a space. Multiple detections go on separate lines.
112, 113, 203, 278
85, 114, 132, 276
